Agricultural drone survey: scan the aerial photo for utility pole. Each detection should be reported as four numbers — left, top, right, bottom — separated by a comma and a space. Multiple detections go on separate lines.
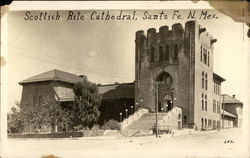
155, 81, 159, 138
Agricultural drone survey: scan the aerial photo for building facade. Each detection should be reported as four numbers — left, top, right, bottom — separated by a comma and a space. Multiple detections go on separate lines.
19, 69, 135, 126
221, 94, 243, 128
19, 69, 86, 109
135, 20, 225, 129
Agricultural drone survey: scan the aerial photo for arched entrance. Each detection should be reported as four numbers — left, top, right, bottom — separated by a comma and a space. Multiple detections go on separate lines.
156, 72, 174, 112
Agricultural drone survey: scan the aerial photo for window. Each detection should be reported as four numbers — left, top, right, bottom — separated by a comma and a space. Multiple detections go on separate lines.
217, 101, 220, 113
202, 71, 204, 89
165, 45, 169, 61
208, 51, 210, 66
201, 118, 204, 129
213, 100, 216, 113
202, 93, 204, 111
205, 73, 208, 90
200, 46, 203, 62
174, 44, 178, 61
203, 48, 206, 64
150, 47, 155, 62
208, 119, 212, 127
159, 46, 163, 62
205, 94, 207, 111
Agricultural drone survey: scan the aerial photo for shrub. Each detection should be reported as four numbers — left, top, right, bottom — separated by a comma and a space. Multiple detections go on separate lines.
102, 119, 121, 130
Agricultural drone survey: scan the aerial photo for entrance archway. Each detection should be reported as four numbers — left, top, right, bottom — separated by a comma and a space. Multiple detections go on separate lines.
156, 72, 174, 112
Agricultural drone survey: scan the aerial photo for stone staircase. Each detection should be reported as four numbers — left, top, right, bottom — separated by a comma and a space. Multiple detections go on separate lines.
120, 113, 163, 137
119, 106, 184, 137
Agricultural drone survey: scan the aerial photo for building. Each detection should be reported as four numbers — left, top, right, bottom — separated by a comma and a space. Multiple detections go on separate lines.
135, 20, 225, 130
221, 94, 243, 128
19, 69, 134, 125
98, 82, 135, 124
18, 20, 243, 132
19, 69, 86, 110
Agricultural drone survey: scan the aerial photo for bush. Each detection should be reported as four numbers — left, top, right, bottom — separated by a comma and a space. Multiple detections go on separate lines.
102, 119, 121, 130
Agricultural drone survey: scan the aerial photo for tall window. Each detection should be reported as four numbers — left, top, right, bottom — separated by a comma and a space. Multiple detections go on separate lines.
165, 45, 169, 61
213, 100, 216, 113
208, 51, 210, 66
217, 101, 220, 113
202, 71, 204, 89
150, 47, 155, 62
174, 44, 178, 61
200, 46, 203, 62
203, 48, 207, 65
202, 93, 204, 111
205, 94, 207, 111
159, 46, 163, 62
205, 73, 208, 90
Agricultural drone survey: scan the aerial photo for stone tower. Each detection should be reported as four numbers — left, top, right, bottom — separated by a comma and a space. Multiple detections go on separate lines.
135, 20, 222, 128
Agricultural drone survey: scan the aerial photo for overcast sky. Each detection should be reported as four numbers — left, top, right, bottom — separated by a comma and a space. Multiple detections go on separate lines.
7, 9, 249, 111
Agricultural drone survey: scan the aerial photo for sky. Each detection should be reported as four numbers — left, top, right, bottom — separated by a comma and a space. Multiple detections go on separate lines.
7, 9, 249, 111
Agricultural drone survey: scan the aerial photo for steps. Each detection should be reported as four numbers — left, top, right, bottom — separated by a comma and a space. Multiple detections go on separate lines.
120, 113, 163, 136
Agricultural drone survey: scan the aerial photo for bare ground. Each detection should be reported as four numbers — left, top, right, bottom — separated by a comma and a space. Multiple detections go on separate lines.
2, 128, 249, 158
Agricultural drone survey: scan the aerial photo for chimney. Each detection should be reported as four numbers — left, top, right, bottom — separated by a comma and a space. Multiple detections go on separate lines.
232, 94, 235, 98
79, 75, 87, 81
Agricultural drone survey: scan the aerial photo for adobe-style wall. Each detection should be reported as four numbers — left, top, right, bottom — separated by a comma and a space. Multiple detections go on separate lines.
20, 81, 57, 107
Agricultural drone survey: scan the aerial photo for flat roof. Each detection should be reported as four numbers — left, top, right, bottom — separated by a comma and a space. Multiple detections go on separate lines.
213, 73, 226, 82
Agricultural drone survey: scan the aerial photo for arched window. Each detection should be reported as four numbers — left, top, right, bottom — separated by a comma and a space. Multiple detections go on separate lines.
156, 72, 173, 89
159, 46, 163, 62
165, 45, 170, 61
174, 44, 178, 61
178, 114, 181, 120
150, 47, 155, 62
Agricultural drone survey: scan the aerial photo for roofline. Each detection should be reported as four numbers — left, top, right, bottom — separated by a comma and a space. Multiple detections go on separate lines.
19, 79, 76, 85
221, 94, 243, 104
97, 82, 134, 87
213, 73, 226, 82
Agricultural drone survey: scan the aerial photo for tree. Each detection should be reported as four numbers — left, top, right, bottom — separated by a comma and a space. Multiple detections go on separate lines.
73, 80, 101, 129
7, 105, 24, 133
8, 101, 72, 133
